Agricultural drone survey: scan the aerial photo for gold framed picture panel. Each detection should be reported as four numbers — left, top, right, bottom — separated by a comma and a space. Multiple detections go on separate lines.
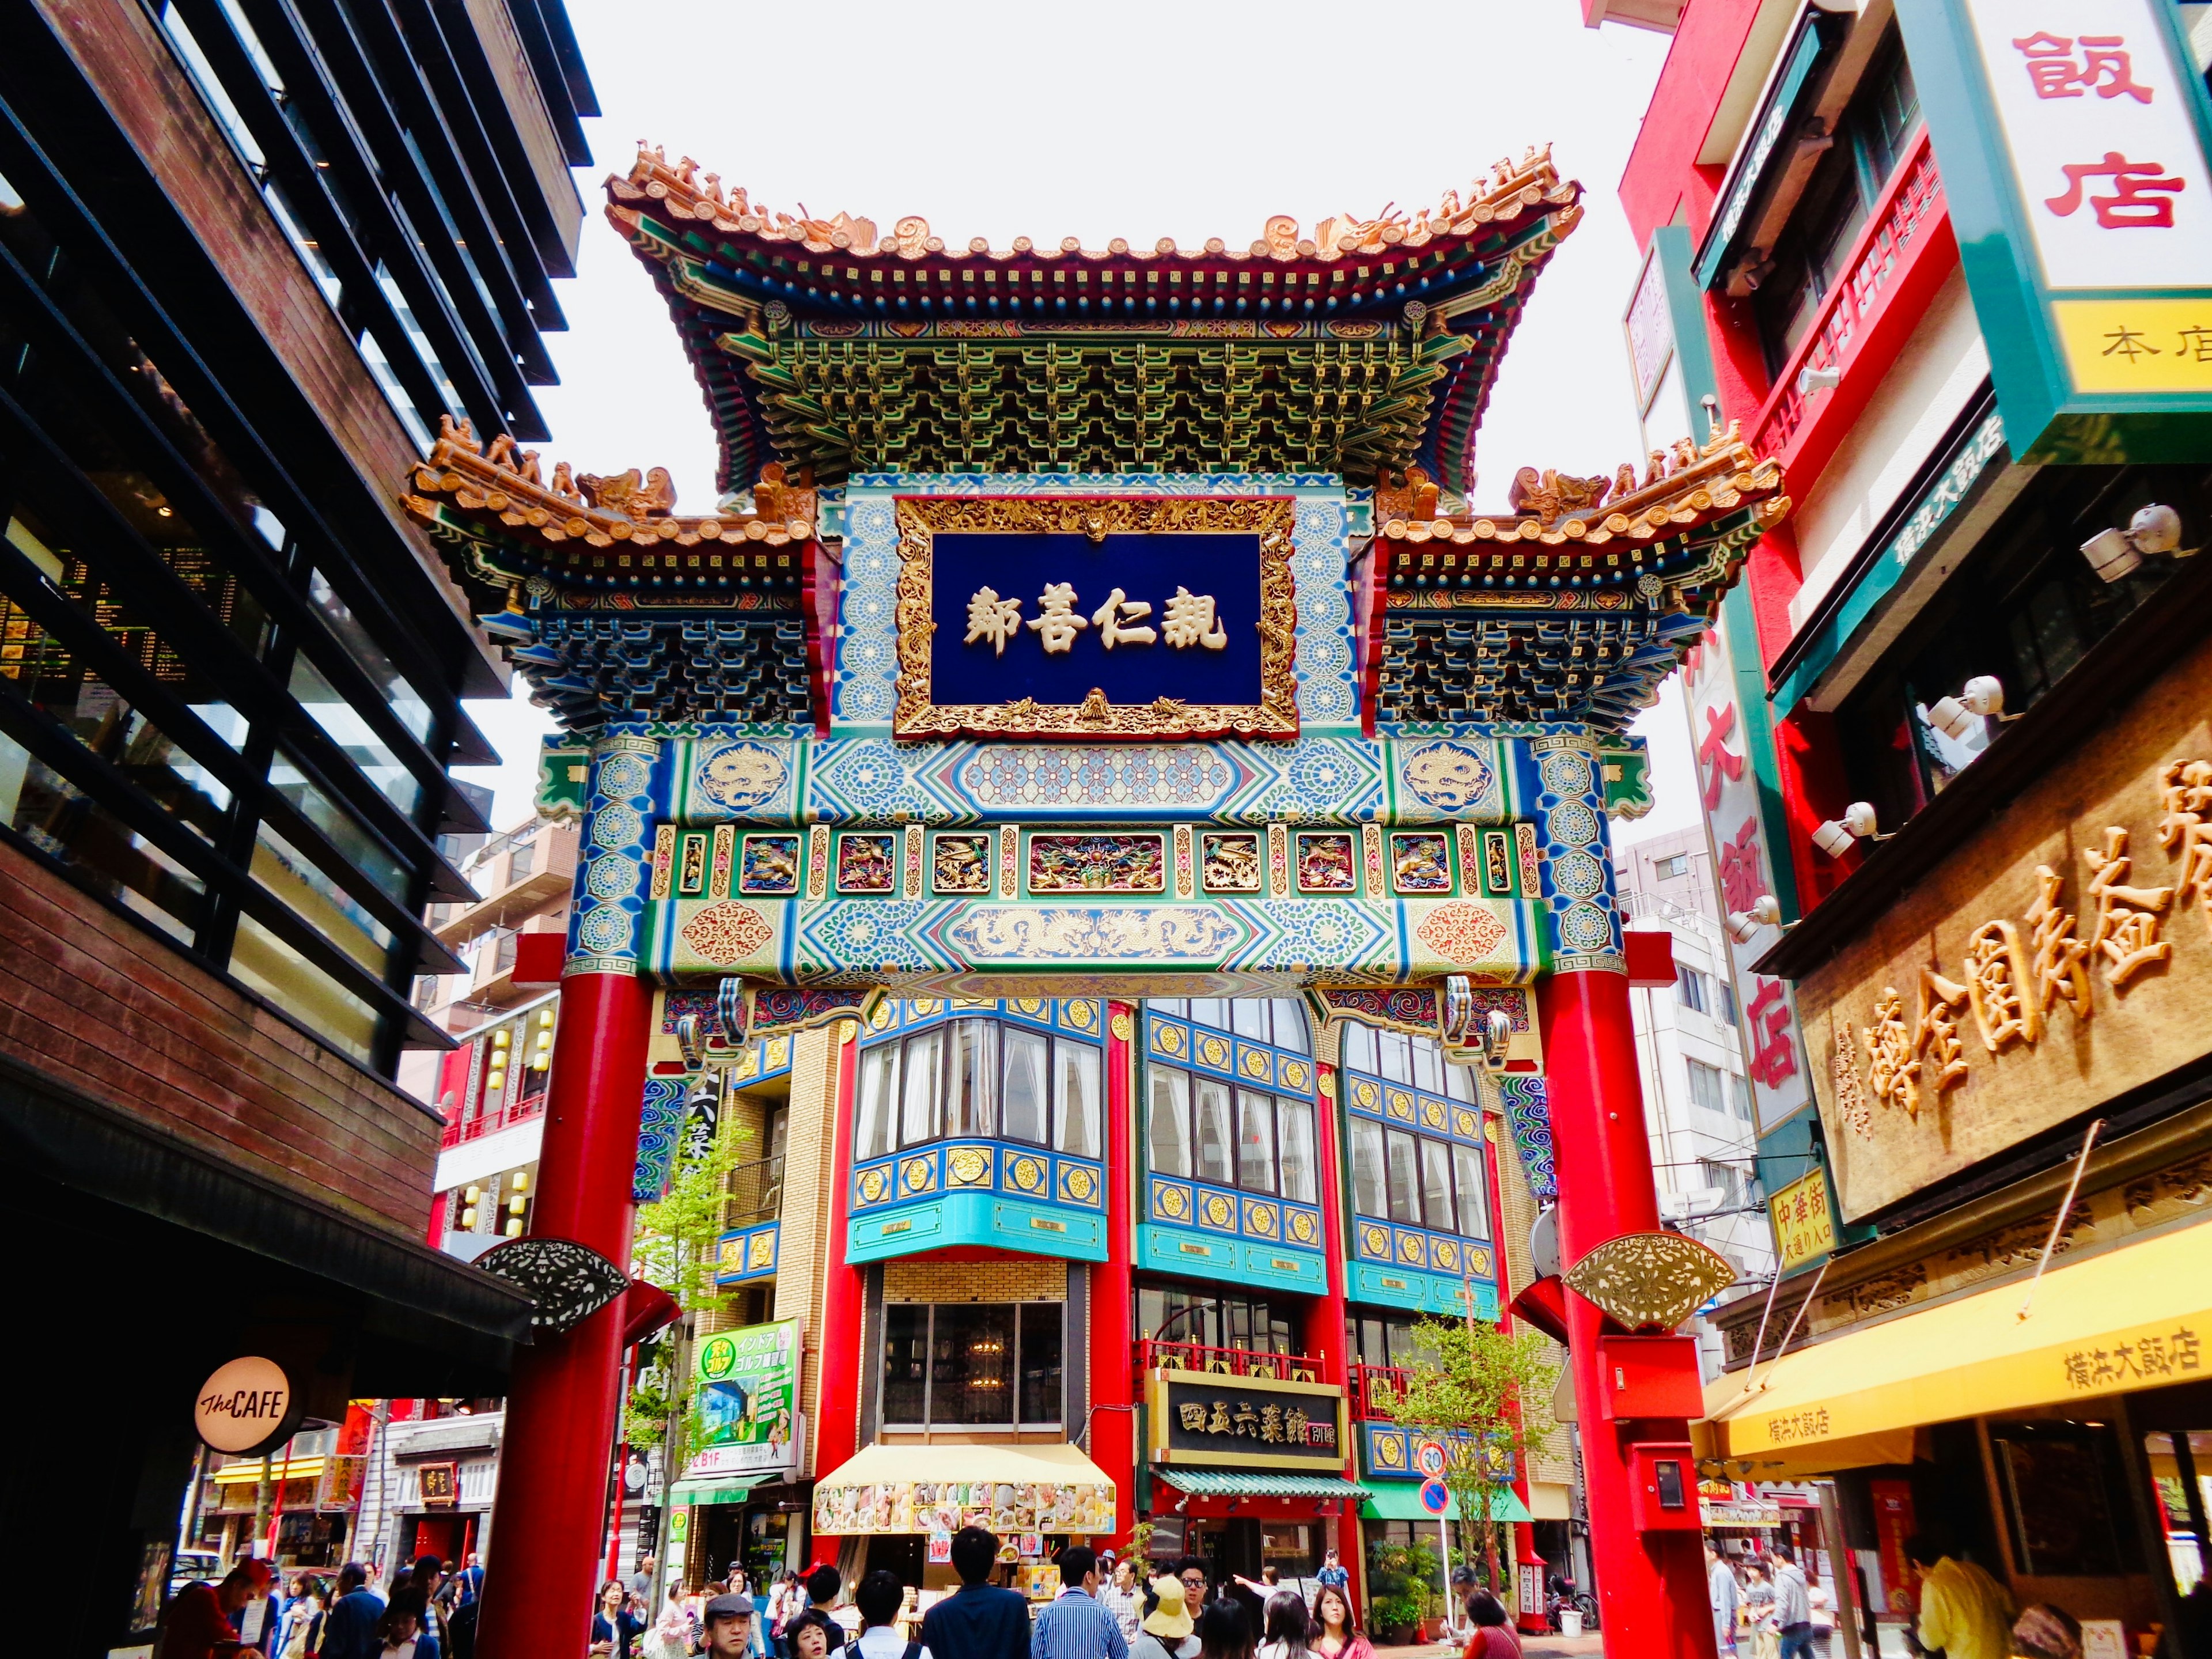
891, 495, 1300, 740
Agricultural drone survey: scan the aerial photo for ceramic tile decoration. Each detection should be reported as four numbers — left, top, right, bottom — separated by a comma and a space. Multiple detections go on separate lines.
1294, 831, 1358, 894
1027, 833, 1167, 894
1389, 831, 1453, 895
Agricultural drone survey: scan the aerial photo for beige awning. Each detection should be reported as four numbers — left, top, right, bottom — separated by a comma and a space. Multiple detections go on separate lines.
812, 1441, 1117, 1535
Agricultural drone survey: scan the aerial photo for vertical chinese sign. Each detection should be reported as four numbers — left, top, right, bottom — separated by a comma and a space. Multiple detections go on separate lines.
1898, 0, 2212, 460
1684, 627, 1812, 1137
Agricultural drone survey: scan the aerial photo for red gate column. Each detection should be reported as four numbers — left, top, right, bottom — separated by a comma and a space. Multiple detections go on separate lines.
475, 968, 654, 1659
810, 1023, 865, 1516
1092, 1001, 1138, 1543
1304, 1060, 1351, 1571
1526, 737, 1715, 1659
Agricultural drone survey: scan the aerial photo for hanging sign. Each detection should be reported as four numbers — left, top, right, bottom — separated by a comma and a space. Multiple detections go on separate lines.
1769, 1167, 1838, 1272
685, 1319, 802, 1479
193, 1357, 299, 1456
1897, 0, 2212, 460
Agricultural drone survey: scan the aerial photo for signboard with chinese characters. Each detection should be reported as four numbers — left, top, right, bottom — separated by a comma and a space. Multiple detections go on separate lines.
1897, 0, 2212, 460
1768, 1166, 1838, 1272
1684, 624, 1812, 1134
1796, 629, 2212, 1219
891, 495, 1299, 740
684, 1319, 802, 1480
1144, 1370, 1348, 1472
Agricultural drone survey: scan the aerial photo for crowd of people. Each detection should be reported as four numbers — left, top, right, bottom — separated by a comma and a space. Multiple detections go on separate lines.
155, 1551, 486, 1659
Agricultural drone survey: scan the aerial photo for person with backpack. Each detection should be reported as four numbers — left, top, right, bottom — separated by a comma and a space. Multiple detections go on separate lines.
847, 1571, 930, 1659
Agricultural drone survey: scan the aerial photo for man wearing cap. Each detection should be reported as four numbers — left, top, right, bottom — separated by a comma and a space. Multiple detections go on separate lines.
702, 1592, 762, 1659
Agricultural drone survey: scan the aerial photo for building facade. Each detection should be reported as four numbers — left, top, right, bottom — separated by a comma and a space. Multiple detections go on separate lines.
0, 0, 594, 1643
1604, 0, 2212, 1652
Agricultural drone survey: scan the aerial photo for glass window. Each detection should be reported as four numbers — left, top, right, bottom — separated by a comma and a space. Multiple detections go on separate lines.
1189, 998, 1228, 1032
307, 569, 434, 743
1349, 1118, 1387, 1220
1150, 999, 1188, 1017
286, 651, 422, 816
1442, 1061, 1475, 1103
1001, 1025, 1047, 1145
1377, 1029, 1412, 1082
900, 1026, 942, 1147
228, 908, 380, 1063
1268, 999, 1310, 1054
1676, 968, 1709, 1014
1277, 1096, 1317, 1204
1232, 999, 1270, 1041
1236, 1088, 1277, 1191
1019, 1302, 1064, 1426
266, 749, 408, 902
1411, 1039, 1441, 1093
1686, 1059, 1726, 1115
250, 819, 395, 972
1148, 1067, 1192, 1177
856, 1043, 898, 1161
1194, 1077, 1234, 1185
946, 1018, 997, 1137
1342, 1020, 1377, 1074
1453, 1142, 1490, 1238
881, 1304, 927, 1425
0, 726, 206, 942
931, 1302, 1015, 1426
1728, 1073, 1756, 1123
1055, 1041, 1100, 1158
1384, 1130, 1421, 1224
1419, 1137, 1455, 1232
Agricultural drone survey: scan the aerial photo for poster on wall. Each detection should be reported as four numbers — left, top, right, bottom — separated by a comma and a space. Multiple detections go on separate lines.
684, 1319, 802, 1480
1683, 627, 1812, 1134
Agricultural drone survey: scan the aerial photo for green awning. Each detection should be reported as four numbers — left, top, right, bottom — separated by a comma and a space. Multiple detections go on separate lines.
667, 1479, 753, 1508
1156, 1469, 1373, 1499
1359, 1486, 1533, 1523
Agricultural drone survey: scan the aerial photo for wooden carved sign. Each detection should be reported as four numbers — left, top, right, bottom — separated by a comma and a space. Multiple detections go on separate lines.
1798, 633, 2212, 1221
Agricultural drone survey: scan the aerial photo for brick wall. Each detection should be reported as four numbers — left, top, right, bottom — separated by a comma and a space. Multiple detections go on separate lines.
0, 836, 440, 1238
883, 1258, 1067, 1303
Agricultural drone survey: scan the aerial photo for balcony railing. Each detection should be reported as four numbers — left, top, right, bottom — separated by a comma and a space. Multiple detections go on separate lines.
440, 1090, 547, 1150
1751, 126, 1950, 478
722, 1156, 785, 1229
1351, 1362, 1411, 1421
1137, 1338, 1334, 1384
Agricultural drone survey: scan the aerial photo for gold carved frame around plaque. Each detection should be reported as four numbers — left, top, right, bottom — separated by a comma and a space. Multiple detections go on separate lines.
891, 495, 1300, 740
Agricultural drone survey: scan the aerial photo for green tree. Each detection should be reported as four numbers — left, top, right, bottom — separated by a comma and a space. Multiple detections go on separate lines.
1377, 1314, 1559, 1614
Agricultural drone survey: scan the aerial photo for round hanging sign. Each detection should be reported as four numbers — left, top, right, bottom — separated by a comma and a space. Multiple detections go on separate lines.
1419, 1479, 1451, 1516
1415, 1438, 1449, 1479
193, 1356, 296, 1455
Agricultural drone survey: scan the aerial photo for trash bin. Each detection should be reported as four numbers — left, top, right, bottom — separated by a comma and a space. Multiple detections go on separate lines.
1561, 1610, 1584, 1638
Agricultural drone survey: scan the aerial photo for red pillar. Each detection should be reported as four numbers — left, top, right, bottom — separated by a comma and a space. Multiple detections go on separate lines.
810, 1025, 865, 1509
1305, 1060, 1358, 1612
1539, 968, 1717, 1659
1091, 1001, 1138, 1543
475, 971, 653, 1659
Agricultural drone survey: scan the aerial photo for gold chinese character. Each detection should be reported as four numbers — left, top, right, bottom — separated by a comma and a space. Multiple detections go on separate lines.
1260, 1404, 1284, 1444
1864, 987, 1919, 1119
1162, 587, 1228, 650
2159, 759, 2212, 938
1206, 1400, 1232, 1434
1283, 1407, 1309, 1445
2085, 826, 2173, 985
1963, 920, 2039, 1051
1177, 1403, 1208, 1431
963, 586, 1022, 655
1027, 583, 1089, 654
2025, 863, 2094, 1021
1915, 968, 1971, 1096
1089, 587, 1157, 649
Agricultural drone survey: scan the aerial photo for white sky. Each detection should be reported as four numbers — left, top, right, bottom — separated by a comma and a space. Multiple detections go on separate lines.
457, 0, 1700, 836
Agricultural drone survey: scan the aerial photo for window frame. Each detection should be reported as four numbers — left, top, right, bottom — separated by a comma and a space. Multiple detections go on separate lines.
853, 1017, 1105, 1161
878, 1299, 1065, 1431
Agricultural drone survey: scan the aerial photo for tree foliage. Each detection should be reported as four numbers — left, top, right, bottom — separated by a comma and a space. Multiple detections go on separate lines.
1380, 1315, 1559, 1613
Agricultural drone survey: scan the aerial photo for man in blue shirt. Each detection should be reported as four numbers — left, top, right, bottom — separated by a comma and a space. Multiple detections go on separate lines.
1032, 1547, 1127, 1659
921, 1528, 1032, 1659
317, 1563, 385, 1659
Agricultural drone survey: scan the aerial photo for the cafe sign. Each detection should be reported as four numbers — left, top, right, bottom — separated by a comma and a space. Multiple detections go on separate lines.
193, 1356, 299, 1456
1145, 1370, 1348, 1472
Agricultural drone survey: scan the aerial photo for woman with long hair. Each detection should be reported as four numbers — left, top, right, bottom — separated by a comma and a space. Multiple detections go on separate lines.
1310, 1584, 1373, 1659
1197, 1601, 1255, 1659
1255, 1590, 1315, 1659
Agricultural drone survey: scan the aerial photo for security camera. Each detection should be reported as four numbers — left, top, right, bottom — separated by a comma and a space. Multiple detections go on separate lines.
1812, 802, 1887, 858
2081, 503, 2194, 582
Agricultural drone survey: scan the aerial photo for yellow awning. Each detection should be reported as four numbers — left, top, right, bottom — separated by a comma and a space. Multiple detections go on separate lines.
812, 1442, 1116, 1535
211, 1457, 327, 1485
1702, 1221, 2212, 1468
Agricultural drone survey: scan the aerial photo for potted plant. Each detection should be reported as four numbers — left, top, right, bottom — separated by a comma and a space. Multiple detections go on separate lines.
1365, 1538, 1441, 1645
